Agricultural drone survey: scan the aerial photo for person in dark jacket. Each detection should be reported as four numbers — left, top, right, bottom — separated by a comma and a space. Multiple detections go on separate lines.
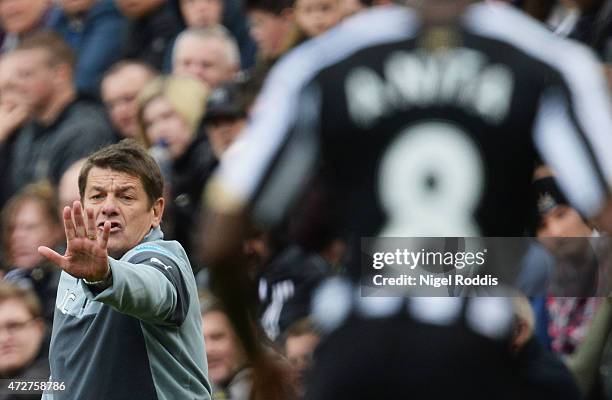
511, 295, 584, 400
48, 0, 128, 96
1, 31, 116, 205
116, 0, 182, 71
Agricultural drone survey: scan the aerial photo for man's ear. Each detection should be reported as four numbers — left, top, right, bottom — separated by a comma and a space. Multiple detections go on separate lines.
280, 7, 294, 22
34, 317, 46, 337
151, 197, 165, 228
54, 63, 73, 85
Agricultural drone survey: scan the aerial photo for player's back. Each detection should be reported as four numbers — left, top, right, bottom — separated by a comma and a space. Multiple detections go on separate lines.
213, 2, 612, 243
204, 6, 612, 398
309, 4, 610, 238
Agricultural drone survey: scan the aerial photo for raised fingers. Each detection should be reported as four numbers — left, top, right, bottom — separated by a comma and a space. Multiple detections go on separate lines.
86, 207, 97, 241
99, 221, 111, 249
72, 201, 87, 238
63, 206, 76, 241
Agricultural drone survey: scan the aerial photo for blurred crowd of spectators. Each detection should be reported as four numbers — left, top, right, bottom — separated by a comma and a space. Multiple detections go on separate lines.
0, 0, 611, 399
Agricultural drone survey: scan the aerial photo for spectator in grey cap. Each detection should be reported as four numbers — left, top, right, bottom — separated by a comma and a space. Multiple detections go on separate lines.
204, 80, 248, 159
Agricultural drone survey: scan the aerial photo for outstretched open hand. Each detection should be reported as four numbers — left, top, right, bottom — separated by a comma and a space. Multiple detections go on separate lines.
38, 201, 111, 282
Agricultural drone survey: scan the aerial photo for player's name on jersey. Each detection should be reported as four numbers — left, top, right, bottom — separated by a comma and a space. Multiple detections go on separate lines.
345, 47, 514, 128
372, 273, 499, 288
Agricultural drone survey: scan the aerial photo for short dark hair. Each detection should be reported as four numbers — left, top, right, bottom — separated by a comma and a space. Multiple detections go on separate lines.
245, 0, 294, 14
15, 29, 76, 69
0, 283, 43, 319
78, 140, 163, 208
101, 60, 158, 84
285, 318, 318, 338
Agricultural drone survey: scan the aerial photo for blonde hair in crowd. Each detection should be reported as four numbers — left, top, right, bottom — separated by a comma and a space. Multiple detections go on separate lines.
137, 75, 210, 147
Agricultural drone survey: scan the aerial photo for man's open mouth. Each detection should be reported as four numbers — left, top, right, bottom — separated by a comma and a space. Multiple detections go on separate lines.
98, 221, 123, 233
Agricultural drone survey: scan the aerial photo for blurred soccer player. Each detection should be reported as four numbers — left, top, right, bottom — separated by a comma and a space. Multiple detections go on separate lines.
203, 0, 612, 398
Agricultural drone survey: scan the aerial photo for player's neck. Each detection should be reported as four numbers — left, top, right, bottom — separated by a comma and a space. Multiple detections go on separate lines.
414, 0, 471, 26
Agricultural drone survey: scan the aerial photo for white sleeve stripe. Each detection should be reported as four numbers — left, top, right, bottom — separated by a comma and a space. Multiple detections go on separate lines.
534, 91, 607, 216
465, 3, 612, 201
214, 6, 419, 206
251, 85, 321, 226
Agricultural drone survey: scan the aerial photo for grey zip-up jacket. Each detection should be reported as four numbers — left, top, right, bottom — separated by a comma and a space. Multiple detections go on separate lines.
43, 227, 212, 400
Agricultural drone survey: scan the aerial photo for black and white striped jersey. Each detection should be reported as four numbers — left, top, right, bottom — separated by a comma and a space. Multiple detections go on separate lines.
208, 3, 612, 240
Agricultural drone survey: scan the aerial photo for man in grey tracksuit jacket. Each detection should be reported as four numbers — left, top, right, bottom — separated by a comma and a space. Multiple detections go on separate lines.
39, 141, 212, 400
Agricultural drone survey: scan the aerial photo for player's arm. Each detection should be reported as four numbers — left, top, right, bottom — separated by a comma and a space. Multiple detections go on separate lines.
201, 68, 321, 400
533, 45, 612, 232
83, 250, 190, 327
202, 75, 322, 261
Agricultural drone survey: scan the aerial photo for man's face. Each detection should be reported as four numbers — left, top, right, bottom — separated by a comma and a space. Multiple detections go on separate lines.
180, 0, 223, 28
102, 65, 155, 138
337, 0, 364, 18
536, 205, 593, 258
0, 0, 49, 34
248, 10, 292, 58
4, 49, 56, 115
142, 96, 194, 159
59, 0, 98, 15
8, 200, 61, 269
285, 333, 319, 385
115, 0, 164, 18
173, 35, 235, 90
0, 53, 31, 111
0, 299, 45, 376
203, 311, 246, 385
205, 117, 245, 158
296, 0, 341, 37
83, 167, 163, 258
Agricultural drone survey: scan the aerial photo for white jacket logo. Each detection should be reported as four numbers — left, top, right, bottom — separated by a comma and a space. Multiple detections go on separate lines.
150, 257, 172, 271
